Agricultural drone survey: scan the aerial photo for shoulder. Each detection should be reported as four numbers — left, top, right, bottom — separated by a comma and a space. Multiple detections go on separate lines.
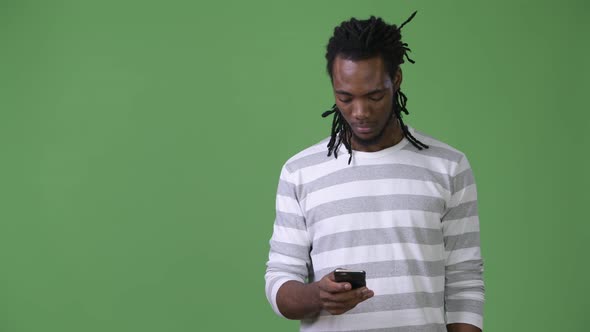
282, 137, 333, 174
405, 127, 468, 165
404, 127, 475, 181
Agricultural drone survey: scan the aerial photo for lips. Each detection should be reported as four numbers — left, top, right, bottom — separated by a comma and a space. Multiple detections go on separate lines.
353, 124, 375, 134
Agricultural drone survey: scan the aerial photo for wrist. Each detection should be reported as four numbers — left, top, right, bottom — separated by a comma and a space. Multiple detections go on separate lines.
276, 280, 323, 319
308, 281, 323, 313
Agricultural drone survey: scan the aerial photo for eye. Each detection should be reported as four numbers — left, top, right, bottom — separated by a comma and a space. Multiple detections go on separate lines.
338, 98, 352, 104
369, 95, 385, 102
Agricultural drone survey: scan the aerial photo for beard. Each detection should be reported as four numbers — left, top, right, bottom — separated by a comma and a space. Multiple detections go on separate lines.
350, 108, 396, 147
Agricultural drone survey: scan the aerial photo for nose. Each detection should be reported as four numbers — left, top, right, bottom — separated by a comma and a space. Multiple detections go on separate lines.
351, 100, 370, 120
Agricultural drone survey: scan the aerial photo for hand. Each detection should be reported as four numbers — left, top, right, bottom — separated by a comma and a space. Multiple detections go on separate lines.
316, 272, 374, 315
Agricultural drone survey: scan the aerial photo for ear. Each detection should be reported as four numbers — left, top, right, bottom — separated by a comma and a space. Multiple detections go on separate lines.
393, 68, 403, 91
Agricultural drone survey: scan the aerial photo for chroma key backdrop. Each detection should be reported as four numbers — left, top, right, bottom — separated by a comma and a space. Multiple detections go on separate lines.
1, 0, 588, 331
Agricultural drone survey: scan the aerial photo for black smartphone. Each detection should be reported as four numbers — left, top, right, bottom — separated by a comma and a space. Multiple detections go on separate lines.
334, 268, 366, 289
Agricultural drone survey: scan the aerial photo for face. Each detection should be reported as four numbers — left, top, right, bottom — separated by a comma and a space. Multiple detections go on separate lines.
332, 55, 403, 152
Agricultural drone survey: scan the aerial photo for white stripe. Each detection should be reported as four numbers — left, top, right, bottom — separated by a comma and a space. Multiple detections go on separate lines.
267, 252, 307, 267
265, 272, 297, 297
301, 307, 445, 331
448, 184, 477, 208
294, 151, 456, 186
302, 178, 450, 211
446, 279, 484, 288
411, 130, 462, 154
446, 312, 483, 330
445, 247, 482, 265
312, 243, 445, 269
297, 157, 349, 185
268, 277, 292, 318
398, 149, 461, 170
271, 225, 308, 245
447, 291, 485, 301
276, 195, 303, 215
442, 216, 480, 236
361, 151, 457, 174
279, 167, 293, 181
367, 275, 444, 295
285, 141, 327, 164
311, 211, 442, 240
454, 157, 471, 174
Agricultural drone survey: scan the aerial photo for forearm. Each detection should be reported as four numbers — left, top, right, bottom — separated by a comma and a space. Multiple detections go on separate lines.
447, 323, 482, 332
443, 159, 484, 331
276, 280, 322, 320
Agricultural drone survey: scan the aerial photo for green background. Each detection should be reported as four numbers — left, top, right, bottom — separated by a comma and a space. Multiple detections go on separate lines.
1, 0, 588, 331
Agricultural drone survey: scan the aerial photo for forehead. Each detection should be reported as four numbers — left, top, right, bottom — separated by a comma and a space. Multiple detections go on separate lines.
332, 56, 391, 92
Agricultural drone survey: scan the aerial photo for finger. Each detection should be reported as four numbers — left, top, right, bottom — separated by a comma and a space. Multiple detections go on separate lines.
336, 282, 352, 292
320, 290, 349, 304
323, 295, 363, 315
323, 298, 359, 311
359, 288, 374, 301
323, 302, 350, 315
348, 287, 374, 302
338, 287, 375, 304
322, 287, 364, 304
329, 274, 352, 291
322, 287, 375, 316
325, 272, 351, 290
320, 274, 351, 293
326, 272, 335, 282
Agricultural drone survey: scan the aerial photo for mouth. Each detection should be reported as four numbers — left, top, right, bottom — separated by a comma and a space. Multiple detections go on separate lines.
353, 124, 375, 135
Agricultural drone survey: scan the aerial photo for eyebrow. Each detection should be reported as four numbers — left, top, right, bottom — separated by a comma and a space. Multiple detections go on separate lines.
334, 88, 386, 97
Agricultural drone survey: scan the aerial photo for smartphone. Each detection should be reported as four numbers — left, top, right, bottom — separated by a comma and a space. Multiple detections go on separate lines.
334, 268, 366, 289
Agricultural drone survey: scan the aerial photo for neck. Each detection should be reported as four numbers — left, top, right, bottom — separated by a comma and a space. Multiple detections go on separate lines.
351, 116, 404, 152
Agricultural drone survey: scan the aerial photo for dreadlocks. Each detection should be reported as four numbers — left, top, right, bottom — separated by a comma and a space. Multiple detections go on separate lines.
322, 11, 429, 164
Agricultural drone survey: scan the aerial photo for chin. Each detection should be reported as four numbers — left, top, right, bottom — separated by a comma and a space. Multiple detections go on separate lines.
353, 133, 381, 146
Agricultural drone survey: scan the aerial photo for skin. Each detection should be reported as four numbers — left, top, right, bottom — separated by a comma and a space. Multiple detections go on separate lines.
276, 272, 374, 319
332, 55, 404, 152
276, 55, 481, 332
447, 324, 482, 332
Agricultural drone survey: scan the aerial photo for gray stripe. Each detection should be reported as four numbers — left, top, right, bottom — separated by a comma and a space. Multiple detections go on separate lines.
446, 284, 485, 297
307, 195, 445, 226
312, 227, 444, 255
446, 271, 483, 284
402, 144, 463, 163
410, 128, 437, 141
310, 323, 447, 332
285, 151, 331, 173
269, 240, 310, 260
297, 164, 451, 200
275, 211, 306, 230
446, 260, 483, 273
266, 261, 308, 279
443, 201, 478, 221
410, 129, 462, 161
444, 232, 480, 250
445, 298, 484, 315
313, 259, 445, 282
276, 179, 297, 198
452, 168, 475, 194
320, 291, 444, 316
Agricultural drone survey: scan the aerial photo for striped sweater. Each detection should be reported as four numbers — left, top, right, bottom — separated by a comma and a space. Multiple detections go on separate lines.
265, 128, 484, 331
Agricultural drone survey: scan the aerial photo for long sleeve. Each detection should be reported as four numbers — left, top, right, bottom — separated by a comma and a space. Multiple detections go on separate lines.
442, 155, 485, 329
265, 166, 312, 317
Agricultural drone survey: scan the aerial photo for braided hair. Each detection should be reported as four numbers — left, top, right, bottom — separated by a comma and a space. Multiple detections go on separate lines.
322, 11, 428, 164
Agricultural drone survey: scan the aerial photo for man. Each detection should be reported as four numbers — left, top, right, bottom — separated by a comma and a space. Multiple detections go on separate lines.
265, 13, 484, 332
